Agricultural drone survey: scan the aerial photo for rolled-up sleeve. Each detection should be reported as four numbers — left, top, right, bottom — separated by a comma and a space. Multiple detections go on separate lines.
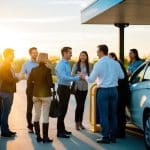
56, 63, 79, 82
85, 63, 99, 83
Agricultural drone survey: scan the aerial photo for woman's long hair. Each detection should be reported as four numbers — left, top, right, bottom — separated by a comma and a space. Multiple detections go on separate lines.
109, 52, 118, 61
130, 49, 141, 63
76, 51, 90, 75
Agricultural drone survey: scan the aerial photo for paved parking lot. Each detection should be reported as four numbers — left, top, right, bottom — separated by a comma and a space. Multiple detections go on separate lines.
0, 81, 146, 150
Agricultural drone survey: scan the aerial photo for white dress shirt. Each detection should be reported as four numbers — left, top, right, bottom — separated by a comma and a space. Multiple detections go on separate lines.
85, 56, 124, 88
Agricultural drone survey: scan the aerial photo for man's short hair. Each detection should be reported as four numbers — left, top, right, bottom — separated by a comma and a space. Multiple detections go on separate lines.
97, 44, 108, 55
61, 47, 72, 56
29, 47, 37, 55
3, 48, 14, 58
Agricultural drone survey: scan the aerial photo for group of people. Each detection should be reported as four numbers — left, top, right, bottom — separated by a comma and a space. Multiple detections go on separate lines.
0, 45, 143, 144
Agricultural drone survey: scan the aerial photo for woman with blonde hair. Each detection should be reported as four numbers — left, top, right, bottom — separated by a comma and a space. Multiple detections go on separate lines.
28, 53, 54, 143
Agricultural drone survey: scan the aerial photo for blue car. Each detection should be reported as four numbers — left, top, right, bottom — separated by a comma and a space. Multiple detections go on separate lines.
129, 60, 150, 149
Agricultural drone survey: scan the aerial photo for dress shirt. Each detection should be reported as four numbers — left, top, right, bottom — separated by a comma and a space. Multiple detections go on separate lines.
85, 56, 124, 88
56, 59, 79, 86
21, 60, 38, 79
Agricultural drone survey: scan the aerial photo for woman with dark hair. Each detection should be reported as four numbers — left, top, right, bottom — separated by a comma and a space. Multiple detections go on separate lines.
72, 51, 92, 130
109, 52, 130, 138
128, 49, 143, 76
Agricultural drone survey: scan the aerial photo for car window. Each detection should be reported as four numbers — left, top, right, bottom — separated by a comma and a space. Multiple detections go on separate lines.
130, 63, 146, 84
143, 63, 150, 80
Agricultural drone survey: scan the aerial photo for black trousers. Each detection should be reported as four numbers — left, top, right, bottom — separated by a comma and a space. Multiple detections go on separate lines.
26, 87, 33, 129
57, 85, 70, 133
75, 90, 87, 123
117, 88, 129, 136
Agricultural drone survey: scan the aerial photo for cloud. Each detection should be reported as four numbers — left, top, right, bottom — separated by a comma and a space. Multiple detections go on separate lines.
0, 16, 78, 23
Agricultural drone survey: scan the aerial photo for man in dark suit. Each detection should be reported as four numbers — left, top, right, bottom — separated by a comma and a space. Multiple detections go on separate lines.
0, 48, 19, 137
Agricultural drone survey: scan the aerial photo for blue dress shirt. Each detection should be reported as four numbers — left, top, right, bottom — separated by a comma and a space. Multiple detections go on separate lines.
21, 60, 38, 79
55, 59, 79, 86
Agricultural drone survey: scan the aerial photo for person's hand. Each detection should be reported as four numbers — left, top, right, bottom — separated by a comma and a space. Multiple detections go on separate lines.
127, 71, 132, 76
79, 73, 86, 80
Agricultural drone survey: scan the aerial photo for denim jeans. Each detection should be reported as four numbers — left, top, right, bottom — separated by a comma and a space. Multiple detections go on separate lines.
0, 92, 14, 134
96, 87, 118, 137
0, 97, 2, 126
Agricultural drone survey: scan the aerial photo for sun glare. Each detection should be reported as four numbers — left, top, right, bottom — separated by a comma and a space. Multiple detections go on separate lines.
0, 29, 28, 58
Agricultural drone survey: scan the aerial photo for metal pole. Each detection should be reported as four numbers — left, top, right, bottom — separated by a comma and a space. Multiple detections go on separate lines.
114, 23, 129, 63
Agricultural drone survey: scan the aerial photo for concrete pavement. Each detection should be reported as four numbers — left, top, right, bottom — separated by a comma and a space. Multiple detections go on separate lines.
0, 81, 146, 150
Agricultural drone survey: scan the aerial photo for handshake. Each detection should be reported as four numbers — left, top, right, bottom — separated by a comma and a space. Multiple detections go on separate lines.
79, 72, 86, 80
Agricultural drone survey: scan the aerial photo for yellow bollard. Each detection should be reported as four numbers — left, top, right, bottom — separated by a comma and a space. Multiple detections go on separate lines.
89, 84, 101, 132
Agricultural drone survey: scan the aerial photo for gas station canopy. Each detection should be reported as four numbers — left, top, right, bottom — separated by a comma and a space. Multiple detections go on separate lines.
81, 0, 150, 25
81, 0, 150, 62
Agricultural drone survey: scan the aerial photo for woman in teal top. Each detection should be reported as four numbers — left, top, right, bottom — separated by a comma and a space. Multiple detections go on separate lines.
127, 49, 143, 76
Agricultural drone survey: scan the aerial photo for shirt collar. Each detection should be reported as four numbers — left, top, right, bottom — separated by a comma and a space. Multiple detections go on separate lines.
100, 56, 109, 61
62, 58, 69, 63
30, 59, 37, 63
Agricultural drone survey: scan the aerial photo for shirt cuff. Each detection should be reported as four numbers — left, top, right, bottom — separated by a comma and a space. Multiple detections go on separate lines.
74, 76, 80, 81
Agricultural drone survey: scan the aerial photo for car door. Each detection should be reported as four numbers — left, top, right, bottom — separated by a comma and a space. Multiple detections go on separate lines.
129, 62, 149, 128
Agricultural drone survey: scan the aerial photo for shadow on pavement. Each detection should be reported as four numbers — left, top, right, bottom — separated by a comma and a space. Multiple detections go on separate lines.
27, 133, 55, 150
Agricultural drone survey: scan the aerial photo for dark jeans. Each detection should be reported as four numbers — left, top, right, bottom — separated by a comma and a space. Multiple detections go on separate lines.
26, 88, 33, 129
96, 87, 118, 137
0, 92, 14, 134
75, 90, 87, 123
57, 85, 70, 133
0, 97, 2, 126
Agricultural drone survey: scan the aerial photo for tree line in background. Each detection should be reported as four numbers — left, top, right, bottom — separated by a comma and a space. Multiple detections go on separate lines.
0, 55, 149, 75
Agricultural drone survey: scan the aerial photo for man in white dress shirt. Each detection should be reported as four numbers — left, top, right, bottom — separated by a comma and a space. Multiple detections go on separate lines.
84, 45, 124, 143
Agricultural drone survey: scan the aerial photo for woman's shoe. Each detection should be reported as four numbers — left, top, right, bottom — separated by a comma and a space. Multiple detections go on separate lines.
79, 122, 85, 130
75, 122, 80, 130
42, 123, 53, 143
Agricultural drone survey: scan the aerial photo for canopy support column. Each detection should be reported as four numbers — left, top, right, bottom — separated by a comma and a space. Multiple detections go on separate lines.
114, 23, 129, 63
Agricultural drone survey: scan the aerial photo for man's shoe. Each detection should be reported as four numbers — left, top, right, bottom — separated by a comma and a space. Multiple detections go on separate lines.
64, 130, 72, 135
116, 133, 126, 139
1, 133, 15, 138
57, 133, 70, 138
28, 127, 34, 133
8, 130, 17, 135
43, 138, 53, 143
96, 137, 110, 144
109, 136, 116, 143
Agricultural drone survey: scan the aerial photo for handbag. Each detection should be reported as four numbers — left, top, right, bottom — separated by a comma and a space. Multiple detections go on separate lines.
49, 87, 60, 118
70, 81, 77, 95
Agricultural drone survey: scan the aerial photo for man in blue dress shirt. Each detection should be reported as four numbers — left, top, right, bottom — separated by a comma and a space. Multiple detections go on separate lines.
20, 47, 38, 133
56, 47, 80, 138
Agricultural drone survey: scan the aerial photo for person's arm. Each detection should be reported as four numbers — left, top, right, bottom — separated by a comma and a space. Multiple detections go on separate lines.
1, 67, 18, 83
71, 64, 77, 76
85, 63, 99, 83
47, 68, 54, 88
56, 63, 79, 82
19, 63, 27, 80
117, 62, 124, 79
